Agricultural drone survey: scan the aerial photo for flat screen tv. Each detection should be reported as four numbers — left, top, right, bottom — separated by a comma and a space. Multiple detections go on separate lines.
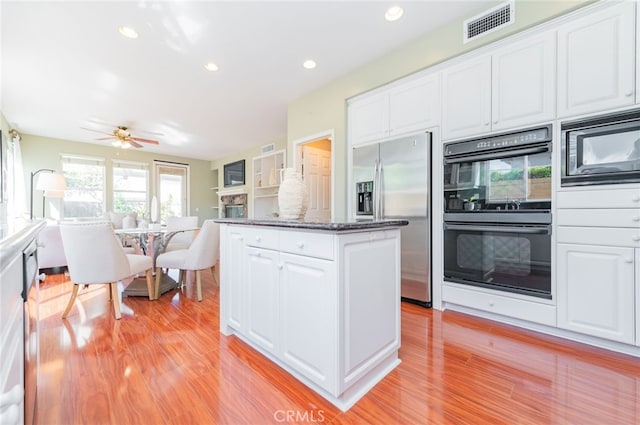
223, 159, 245, 187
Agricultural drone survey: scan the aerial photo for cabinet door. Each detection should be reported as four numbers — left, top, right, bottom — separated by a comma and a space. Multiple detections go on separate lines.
557, 1, 635, 118
279, 253, 337, 394
557, 243, 635, 344
245, 247, 279, 353
389, 73, 440, 136
492, 32, 556, 131
442, 56, 491, 141
348, 93, 389, 146
225, 227, 246, 332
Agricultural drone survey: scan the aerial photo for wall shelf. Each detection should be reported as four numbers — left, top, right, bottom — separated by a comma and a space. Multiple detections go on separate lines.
253, 149, 285, 219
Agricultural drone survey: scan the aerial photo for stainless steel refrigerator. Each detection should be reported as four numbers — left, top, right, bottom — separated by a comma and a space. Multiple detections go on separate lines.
352, 131, 431, 306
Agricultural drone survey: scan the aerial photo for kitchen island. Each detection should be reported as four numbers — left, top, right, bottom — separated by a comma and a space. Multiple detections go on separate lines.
216, 218, 408, 411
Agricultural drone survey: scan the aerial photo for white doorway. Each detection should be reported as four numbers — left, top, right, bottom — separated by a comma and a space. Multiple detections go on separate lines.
293, 130, 334, 221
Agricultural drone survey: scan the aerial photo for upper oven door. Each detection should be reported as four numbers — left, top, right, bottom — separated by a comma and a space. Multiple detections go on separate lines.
562, 109, 640, 186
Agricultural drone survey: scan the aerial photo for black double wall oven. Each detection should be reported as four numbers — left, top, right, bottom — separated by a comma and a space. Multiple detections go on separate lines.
443, 125, 553, 299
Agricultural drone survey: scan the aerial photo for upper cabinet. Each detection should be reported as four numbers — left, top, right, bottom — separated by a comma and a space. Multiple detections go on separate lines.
492, 31, 556, 131
349, 73, 440, 146
442, 56, 492, 140
442, 32, 555, 141
557, 1, 635, 118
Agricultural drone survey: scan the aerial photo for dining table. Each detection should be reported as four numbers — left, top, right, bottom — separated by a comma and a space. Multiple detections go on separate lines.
114, 226, 199, 298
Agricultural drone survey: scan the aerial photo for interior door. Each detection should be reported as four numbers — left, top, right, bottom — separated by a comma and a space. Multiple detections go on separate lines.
302, 144, 331, 221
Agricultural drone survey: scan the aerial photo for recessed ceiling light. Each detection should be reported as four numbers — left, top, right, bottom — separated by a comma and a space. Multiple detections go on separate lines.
303, 60, 317, 70
118, 26, 139, 39
385, 6, 404, 22
204, 62, 219, 72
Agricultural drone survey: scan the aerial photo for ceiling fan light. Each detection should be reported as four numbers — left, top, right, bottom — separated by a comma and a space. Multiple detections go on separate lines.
121, 141, 132, 149
204, 62, 219, 72
112, 140, 121, 147
385, 6, 404, 22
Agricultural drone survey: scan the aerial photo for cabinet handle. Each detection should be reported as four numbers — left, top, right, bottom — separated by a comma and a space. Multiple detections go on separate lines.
484, 122, 490, 126
488, 301, 495, 307
632, 195, 640, 202
625, 258, 634, 263
256, 236, 262, 242
493, 120, 498, 124
297, 242, 304, 249
278, 264, 283, 270
625, 91, 633, 97
633, 216, 640, 222
632, 236, 640, 242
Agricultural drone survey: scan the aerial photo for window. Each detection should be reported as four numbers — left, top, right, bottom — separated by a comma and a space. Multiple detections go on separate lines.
154, 161, 189, 222
61, 155, 105, 217
113, 160, 148, 215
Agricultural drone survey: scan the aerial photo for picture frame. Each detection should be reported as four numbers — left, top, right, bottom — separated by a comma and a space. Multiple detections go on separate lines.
223, 159, 245, 187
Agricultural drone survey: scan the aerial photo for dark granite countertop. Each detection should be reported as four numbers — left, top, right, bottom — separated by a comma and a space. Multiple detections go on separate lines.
214, 218, 409, 231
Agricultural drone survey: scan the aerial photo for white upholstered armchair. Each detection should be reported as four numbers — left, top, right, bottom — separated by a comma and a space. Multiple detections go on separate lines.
59, 221, 155, 320
154, 219, 220, 301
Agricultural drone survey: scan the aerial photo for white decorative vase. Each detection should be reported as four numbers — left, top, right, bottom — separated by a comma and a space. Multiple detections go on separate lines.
278, 168, 308, 220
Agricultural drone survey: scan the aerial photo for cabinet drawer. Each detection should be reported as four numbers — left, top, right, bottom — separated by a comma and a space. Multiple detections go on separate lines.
279, 230, 334, 260
243, 227, 279, 250
557, 209, 640, 228
557, 226, 640, 248
557, 188, 640, 209
443, 283, 556, 327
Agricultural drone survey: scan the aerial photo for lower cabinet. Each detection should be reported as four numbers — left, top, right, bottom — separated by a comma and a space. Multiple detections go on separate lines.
557, 243, 636, 345
219, 224, 401, 407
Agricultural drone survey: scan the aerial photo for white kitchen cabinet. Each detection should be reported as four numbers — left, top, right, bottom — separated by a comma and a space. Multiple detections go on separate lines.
491, 31, 556, 131
245, 247, 280, 353
388, 74, 440, 137
223, 226, 247, 332
557, 243, 635, 345
0, 254, 24, 425
442, 31, 556, 141
442, 56, 492, 141
280, 252, 336, 392
557, 1, 635, 118
349, 73, 440, 146
219, 222, 402, 411
348, 93, 389, 146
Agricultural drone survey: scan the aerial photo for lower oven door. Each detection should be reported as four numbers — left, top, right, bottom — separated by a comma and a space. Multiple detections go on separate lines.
444, 222, 552, 299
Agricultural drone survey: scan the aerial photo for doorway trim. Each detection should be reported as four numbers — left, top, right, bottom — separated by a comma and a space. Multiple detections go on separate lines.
292, 129, 335, 221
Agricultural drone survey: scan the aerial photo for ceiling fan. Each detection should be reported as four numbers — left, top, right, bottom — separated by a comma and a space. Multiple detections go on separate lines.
81, 125, 161, 149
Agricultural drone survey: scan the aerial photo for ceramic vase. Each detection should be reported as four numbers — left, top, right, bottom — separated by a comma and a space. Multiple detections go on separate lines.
278, 168, 308, 220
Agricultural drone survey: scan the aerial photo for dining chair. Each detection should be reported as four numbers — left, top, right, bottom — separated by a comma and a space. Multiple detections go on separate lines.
154, 219, 220, 301
164, 215, 199, 252
59, 221, 155, 320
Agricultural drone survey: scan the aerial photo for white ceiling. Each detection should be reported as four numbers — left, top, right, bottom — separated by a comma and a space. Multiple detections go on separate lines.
1, 1, 492, 161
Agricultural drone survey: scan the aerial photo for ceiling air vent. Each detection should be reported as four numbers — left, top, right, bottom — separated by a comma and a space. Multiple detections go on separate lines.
463, 1, 515, 44
261, 143, 275, 154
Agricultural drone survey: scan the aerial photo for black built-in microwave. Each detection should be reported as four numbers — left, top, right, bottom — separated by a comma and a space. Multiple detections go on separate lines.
561, 109, 640, 187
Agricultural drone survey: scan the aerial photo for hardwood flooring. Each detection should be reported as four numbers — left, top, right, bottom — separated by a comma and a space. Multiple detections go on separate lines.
37, 270, 640, 424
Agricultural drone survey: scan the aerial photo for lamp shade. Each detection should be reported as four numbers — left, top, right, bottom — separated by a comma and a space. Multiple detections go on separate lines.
44, 190, 65, 198
36, 172, 67, 192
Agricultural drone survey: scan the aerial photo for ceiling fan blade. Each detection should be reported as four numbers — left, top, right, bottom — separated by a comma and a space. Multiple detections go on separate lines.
130, 137, 159, 145
81, 127, 113, 136
96, 137, 115, 140
129, 141, 143, 148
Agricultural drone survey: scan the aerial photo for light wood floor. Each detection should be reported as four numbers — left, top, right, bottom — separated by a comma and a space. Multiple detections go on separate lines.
36, 270, 640, 424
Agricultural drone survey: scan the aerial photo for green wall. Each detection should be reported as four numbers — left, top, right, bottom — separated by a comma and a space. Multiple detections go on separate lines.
287, 0, 593, 219
21, 134, 215, 224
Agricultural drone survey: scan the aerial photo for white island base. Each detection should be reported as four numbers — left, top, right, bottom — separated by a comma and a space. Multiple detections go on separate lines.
217, 219, 406, 411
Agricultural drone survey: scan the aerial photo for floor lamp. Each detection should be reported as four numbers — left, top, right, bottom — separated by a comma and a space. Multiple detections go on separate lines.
30, 169, 67, 220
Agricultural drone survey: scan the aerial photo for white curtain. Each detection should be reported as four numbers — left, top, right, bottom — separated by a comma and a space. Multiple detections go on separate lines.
8, 134, 27, 218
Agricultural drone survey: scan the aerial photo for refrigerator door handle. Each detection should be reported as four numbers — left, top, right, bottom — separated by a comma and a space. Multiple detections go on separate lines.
378, 158, 384, 220
373, 159, 379, 220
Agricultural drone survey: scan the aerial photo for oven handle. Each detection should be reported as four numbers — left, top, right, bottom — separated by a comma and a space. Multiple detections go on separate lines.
445, 144, 551, 164
444, 223, 551, 234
